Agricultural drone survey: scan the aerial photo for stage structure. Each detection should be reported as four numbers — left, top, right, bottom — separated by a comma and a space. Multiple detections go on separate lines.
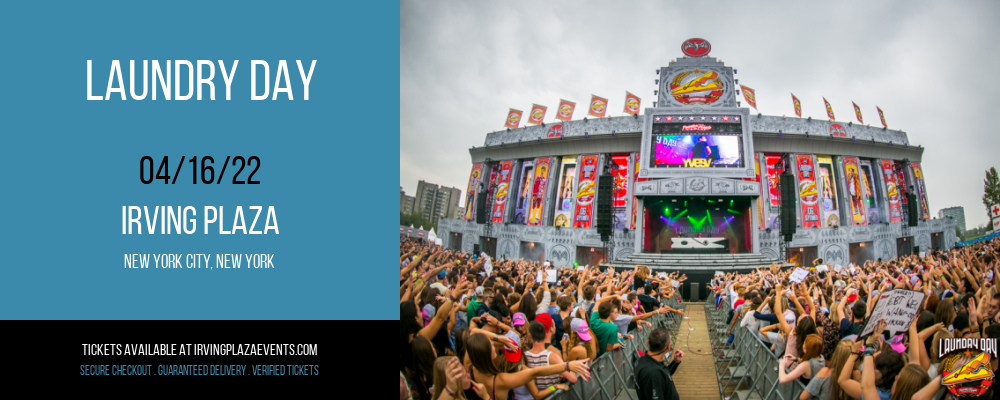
437, 38, 956, 300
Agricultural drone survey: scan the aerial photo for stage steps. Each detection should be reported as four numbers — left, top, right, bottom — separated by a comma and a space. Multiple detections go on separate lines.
603, 253, 784, 270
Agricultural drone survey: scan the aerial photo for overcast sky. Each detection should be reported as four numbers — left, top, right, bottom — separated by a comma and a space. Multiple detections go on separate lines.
401, 0, 1000, 228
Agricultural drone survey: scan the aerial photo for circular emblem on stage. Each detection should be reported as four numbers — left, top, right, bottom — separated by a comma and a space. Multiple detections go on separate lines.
681, 38, 711, 58
799, 179, 818, 205
546, 124, 563, 138
576, 179, 595, 205
669, 69, 724, 105
830, 123, 848, 137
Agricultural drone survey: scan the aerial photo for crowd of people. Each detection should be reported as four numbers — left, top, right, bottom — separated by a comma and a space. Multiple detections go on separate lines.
399, 237, 688, 400
712, 237, 1000, 400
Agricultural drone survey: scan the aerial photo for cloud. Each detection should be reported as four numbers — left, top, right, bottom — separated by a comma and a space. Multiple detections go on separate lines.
401, 0, 1000, 227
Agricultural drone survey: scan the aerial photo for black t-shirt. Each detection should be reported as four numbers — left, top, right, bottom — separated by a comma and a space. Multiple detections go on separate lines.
692, 142, 710, 159
638, 294, 660, 314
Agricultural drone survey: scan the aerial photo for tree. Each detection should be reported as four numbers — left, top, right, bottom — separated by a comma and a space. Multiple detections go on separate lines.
984, 167, 1000, 217
400, 212, 437, 232
956, 226, 964, 241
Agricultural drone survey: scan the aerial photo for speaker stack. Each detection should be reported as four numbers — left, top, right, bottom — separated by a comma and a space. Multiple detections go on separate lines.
779, 173, 797, 242
596, 174, 613, 242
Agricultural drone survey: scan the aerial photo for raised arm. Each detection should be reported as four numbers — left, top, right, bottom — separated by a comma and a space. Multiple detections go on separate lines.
497, 360, 591, 390
838, 341, 864, 399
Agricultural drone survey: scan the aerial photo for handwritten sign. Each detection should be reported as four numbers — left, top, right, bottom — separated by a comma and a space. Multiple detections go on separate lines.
483, 257, 493, 276
536, 271, 544, 283
833, 264, 843, 273
849, 265, 857, 275
671, 280, 680, 288
859, 289, 926, 339
577, 265, 585, 271
715, 271, 724, 277
658, 272, 668, 279
545, 269, 558, 283
789, 268, 810, 283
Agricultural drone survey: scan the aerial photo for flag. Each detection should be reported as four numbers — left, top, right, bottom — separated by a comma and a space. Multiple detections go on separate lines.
740, 85, 757, 109
791, 93, 802, 117
556, 100, 575, 121
589, 95, 608, 118
527, 104, 547, 125
852, 101, 863, 124
877, 106, 887, 128
823, 97, 835, 120
623, 92, 641, 115
504, 109, 522, 129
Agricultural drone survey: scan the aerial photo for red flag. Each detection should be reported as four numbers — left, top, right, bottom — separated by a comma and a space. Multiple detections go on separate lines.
852, 101, 863, 124
623, 92, 641, 116
791, 93, 802, 117
527, 104, 547, 125
556, 99, 575, 121
877, 106, 887, 128
504, 109, 522, 129
823, 97, 835, 120
588, 95, 608, 118
740, 85, 757, 109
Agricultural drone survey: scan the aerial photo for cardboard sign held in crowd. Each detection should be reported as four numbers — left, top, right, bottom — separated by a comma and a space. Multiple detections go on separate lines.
545, 269, 557, 283
789, 268, 810, 283
671, 280, 680, 288
859, 289, 926, 339
833, 264, 843, 273
715, 271, 725, 277
483, 257, 493, 276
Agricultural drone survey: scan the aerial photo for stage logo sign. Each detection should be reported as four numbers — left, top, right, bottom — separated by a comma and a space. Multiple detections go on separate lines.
938, 338, 997, 397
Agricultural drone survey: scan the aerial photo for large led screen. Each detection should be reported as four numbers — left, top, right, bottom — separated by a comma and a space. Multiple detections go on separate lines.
653, 134, 741, 167
648, 117, 744, 168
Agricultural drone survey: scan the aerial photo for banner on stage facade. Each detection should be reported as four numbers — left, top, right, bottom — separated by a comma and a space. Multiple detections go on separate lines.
795, 154, 821, 228
553, 157, 578, 227
791, 93, 802, 117
765, 154, 783, 208
911, 162, 930, 220
817, 156, 841, 227
491, 160, 514, 223
574, 155, 599, 228
513, 161, 535, 224
880, 160, 902, 224
464, 163, 483, 221
527, 157, 552, 226
843, 157, 867, 226
823, 97, 835, 120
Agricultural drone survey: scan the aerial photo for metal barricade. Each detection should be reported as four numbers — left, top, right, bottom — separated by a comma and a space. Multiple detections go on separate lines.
544, 299, 683, 400
704, 297, 808, 400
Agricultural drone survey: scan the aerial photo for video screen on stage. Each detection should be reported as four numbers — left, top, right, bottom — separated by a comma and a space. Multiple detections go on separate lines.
649, 118, 744, 168
653, 134, 741, 167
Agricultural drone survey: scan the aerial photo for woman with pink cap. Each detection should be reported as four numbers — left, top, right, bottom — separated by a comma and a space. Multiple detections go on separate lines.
560, 318, 597, 364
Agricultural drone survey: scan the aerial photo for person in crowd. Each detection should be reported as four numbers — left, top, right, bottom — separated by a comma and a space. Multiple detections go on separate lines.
465, 332, 590, 400
591, 301, 627, 357
634, 326, 684, 400
551, 295, 573, 352
561, 317, 596, 363
523, 320, 573, 398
